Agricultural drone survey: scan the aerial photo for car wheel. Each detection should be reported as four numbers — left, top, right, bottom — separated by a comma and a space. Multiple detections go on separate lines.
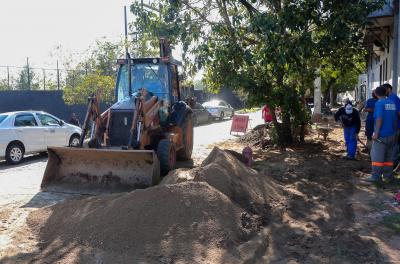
193, 114, 198, 126
69, 135, 81, 147
6, 143, 24, 164
219, 112, 225, 121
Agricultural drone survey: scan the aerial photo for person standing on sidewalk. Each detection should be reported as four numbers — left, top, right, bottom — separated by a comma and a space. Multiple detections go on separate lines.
365, 86, 397, 183
383, 83, 400, 164
334, 101, 361, 160
363, 90, 378, 150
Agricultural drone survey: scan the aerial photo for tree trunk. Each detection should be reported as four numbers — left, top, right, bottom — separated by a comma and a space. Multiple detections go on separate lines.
270, 108, 291, 144
322, 88, 329, 107
299, 95, 306, 143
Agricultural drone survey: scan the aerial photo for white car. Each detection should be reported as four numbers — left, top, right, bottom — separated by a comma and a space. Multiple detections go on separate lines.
0, 111, 82, 164
202, 100, 235, 120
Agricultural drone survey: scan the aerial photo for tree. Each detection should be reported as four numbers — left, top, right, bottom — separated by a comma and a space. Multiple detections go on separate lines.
320, 48, 367, 106
0, 78, 9, 90
63, 74, 115, 105
131, 0, 383, 144
16, 66, 40, 90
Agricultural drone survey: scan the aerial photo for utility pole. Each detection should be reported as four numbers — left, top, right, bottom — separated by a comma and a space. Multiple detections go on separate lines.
72, 70, 75, 89
27, 57, 31, 90
7, 66, 10, 90
43, 69, 46, 90
57, 60, 60, 90
124, 6, 132, 97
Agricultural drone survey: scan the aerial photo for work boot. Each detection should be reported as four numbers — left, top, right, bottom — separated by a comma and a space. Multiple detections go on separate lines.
364, 176, 382, 183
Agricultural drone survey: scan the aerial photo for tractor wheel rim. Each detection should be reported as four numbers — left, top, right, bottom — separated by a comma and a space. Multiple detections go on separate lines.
71, 138, 80, 147
10, 147, 22, 162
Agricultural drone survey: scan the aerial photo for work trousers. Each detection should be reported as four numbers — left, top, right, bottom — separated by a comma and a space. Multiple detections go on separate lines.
344, 126, 357, 158
371, 135, 396, 180
392, 131, 400, 163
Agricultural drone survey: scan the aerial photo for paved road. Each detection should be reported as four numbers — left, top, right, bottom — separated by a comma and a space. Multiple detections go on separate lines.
0, 110, 263, 207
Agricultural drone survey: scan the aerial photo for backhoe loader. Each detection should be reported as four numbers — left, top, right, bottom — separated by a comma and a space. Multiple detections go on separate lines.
41, 38, 193, 193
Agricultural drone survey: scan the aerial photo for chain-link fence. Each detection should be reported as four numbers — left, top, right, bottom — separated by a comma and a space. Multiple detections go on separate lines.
0, 63, 87, 91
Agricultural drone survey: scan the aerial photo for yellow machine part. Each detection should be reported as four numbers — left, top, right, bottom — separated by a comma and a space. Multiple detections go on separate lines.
41, 147, 160, 194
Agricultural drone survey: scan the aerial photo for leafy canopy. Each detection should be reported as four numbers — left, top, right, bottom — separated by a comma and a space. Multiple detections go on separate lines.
131, 0, 383, 143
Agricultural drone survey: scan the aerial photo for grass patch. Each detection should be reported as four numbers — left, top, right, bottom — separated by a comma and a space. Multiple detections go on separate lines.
382, 213, 400, 233
236, 107, 261, 114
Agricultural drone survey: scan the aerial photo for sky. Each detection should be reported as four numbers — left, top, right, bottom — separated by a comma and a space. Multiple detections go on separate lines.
0, 0, 155, 69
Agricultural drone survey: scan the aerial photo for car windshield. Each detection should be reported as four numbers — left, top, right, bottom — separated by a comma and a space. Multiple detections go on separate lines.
117, 63, 169, 102
0, 114, 7, 124
203, 101, 220, 107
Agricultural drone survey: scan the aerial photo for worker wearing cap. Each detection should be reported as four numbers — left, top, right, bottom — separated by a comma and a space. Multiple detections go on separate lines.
334, 100, 361, 160
365, 86, 397, 183
382, 83, 400, 164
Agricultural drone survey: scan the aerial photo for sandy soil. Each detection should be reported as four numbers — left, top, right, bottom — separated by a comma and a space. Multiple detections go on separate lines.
1, 115, 399, 263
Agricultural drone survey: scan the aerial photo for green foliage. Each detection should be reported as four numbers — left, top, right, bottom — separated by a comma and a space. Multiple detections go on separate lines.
320, 49, 367, 95
63, 74, 115, 105
0, 79, 9, 91
16, 66, 40, 90
130, 0, 384, 143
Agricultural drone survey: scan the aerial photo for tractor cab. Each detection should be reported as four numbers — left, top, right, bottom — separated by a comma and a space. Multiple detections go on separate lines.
115, 57, 182, 105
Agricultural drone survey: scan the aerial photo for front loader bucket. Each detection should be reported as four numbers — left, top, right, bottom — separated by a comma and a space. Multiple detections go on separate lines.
41, 147, 160, 194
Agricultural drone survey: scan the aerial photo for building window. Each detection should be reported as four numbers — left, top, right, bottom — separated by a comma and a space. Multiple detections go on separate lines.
387, 36, 390, 53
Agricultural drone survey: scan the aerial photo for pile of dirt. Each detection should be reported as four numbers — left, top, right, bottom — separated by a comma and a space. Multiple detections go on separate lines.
24, 182, 262, 264
239, 124, 271, 147
162, 147, 284, 220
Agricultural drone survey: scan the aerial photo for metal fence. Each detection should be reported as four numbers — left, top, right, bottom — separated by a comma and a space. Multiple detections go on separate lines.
0, 61, 87, 91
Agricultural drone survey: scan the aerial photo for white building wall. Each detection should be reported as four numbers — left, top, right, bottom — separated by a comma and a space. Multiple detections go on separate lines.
367, 36, 395, 97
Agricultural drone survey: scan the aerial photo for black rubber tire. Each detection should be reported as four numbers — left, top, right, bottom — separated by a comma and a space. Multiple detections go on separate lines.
157, 139, 176, 175
177, 114, 194, 161
39, 151, 48, 157
219, 112, 225, 121
193, 114, 198, 126
5, 143, 24, 165
69, 134, 81, 147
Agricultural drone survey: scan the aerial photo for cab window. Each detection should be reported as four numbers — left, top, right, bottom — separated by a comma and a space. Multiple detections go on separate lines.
14, 114, 38, 127
171, 65, 179, 98
219, 101, 226, 107
37, 113, 59, 126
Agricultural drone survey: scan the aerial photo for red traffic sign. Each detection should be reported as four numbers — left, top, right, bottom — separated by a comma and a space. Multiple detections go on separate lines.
230, 115, 249, 134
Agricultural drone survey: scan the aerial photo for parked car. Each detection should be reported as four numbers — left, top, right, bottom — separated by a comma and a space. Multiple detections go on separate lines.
0, 111, 82, 164
202, 100, 235, 120
192, 102, 212, 125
